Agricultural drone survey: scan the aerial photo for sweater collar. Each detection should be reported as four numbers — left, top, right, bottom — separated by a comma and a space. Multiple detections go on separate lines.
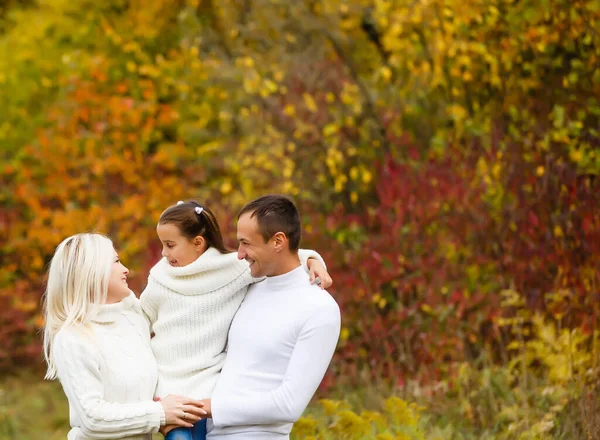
149, 247, 250, 295
92, 291, 139, 324
263, 265, 309, 291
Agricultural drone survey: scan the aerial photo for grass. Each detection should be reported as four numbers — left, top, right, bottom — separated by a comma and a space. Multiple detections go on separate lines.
0, 371, 69, 440
2, 367, 600, 440
0, 370, 163, 440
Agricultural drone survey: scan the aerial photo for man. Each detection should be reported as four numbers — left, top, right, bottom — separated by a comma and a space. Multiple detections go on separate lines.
204, 194, 341, 439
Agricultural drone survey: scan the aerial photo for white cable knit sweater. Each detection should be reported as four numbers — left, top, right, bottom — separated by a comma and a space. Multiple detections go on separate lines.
53, 292, 165, 440
140, 248, 323, 400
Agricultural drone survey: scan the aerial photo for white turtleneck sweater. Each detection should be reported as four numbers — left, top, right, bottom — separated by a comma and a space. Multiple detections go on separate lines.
52, 292, 165, 440
140, 248, 324, 401
208, 265, 341, 439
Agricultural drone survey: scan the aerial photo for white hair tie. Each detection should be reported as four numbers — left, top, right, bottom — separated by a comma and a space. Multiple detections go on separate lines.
195, 207, 204, 215
177, 200, 184, 205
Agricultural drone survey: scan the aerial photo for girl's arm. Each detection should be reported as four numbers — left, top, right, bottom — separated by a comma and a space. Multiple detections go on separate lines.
242, 249, 332, 288
139, 279, 159, 327
299, 249, 332, 289
297, 249, 326, 270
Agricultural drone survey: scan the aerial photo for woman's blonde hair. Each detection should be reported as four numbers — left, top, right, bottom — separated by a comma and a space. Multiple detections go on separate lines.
42, 233, 115, 379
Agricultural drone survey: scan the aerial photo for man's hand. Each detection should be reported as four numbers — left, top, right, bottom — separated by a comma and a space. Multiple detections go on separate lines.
199, 399, 212, 418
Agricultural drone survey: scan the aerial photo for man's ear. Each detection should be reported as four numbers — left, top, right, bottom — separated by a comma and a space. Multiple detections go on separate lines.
272, 232, 287, 252
194, 235, 206, 251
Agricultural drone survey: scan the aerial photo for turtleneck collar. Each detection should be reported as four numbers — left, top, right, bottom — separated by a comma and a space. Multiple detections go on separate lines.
154, 247, 227, 277
92, 291, 139, 324
263, 265, 308, 291
149, 247, 249, 295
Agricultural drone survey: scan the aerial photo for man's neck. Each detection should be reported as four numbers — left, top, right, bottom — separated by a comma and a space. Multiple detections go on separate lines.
267, 253, 301, 277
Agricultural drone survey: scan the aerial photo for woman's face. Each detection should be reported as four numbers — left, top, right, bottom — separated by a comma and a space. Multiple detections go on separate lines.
106, 251, 130, 303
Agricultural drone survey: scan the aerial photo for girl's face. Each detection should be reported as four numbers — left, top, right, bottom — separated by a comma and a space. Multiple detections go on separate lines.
106, 252, 130, 303
157, 223, 206, 267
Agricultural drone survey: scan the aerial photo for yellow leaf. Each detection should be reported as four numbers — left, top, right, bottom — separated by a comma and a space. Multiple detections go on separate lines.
263, 79, 278, 93
570, 149, 583, 163
380, 66, 392, 82
507, 341, 521, 350
322, 123, 339, 137
421, 304, 433, 314
220, 181, 233, 195
303, 93, 318, 112
283, 105, 295, 116
340, 327, 349, 341
448, 104, 467, 120
320, 399, 341, 415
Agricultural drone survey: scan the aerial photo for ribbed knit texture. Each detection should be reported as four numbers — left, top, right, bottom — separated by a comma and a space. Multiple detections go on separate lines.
140, 248, 324, 400
53, 292, 165, 440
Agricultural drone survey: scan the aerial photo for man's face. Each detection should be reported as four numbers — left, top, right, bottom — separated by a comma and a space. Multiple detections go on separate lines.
237, 212, 275, 277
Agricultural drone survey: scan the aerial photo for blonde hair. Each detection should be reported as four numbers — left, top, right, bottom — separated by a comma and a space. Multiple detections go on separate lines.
42, 233, 115, 379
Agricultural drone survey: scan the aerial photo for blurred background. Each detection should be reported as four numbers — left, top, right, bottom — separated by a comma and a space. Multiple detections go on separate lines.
1, 0, 599, 438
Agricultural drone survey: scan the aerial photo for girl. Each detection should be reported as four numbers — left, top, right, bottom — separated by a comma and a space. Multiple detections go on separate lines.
43, 233, 207, 440
140, 201, 331, 440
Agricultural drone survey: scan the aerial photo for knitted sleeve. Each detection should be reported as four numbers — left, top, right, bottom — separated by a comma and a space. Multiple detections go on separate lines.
53, 330, 165, 438
139, 279, 160, 327
298, 249, 326, 271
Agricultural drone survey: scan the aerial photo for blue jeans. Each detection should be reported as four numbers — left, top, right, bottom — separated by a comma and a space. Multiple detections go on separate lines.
164, 419, 207, 440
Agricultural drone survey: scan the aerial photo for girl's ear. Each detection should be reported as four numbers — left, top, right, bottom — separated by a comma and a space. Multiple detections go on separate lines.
194, 236, 206, 252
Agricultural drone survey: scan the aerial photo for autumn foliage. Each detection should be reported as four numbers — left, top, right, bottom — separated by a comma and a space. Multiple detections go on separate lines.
1, 0, 600, 409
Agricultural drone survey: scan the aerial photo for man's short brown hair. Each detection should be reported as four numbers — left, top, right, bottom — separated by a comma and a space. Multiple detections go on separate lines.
238, 195, 301, 251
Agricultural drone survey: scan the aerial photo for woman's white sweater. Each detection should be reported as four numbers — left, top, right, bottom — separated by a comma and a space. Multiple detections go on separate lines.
53, 292, 165, 440
140, 248, 323, 400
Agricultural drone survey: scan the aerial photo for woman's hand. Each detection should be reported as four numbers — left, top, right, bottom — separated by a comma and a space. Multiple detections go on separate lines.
307, 259, 333, 289
158, 394, 207, 427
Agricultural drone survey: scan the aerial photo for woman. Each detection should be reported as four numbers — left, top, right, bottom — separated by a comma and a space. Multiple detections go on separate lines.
43, 233, 206, 440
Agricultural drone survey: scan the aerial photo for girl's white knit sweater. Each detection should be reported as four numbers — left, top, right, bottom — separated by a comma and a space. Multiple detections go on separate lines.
53, 292, 165, 440
140, 247, 323, 400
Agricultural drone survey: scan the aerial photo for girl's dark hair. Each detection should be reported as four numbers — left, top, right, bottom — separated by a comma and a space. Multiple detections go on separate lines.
159, 201, 231, 254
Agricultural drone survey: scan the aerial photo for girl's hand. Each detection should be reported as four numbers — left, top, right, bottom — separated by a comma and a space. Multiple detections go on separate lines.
158, 394, 207, 427
307, 259, 333, 289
